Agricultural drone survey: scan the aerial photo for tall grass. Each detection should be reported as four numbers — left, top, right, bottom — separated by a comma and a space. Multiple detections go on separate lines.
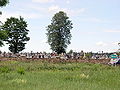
0, 60, 120, 90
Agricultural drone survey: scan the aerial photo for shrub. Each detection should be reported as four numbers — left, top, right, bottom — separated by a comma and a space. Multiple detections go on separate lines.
0, 66, 10, 73
17, 67, 25, 75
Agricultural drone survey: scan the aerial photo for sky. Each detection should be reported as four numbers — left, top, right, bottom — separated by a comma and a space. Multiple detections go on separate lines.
0, 0, 120, 53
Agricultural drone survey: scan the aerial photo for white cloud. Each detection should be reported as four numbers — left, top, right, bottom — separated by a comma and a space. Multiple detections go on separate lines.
66, 0, 70, 4
0, 11, 41, 22
32, 0, 55, 3
96, 41, 119, 47
48, 5, 60, 12
104, 29, 120, 33
48, 5, 86, 16
67, 8, 86, 16
96, 41, 107, 47
112, 42, 119, 45
20, 4, 86, 17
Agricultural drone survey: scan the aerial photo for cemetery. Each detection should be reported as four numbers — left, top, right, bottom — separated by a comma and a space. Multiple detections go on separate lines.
1, 0, 120, 90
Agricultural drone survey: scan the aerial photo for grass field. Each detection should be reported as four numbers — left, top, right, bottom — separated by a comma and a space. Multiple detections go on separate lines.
0, 60, 120, 90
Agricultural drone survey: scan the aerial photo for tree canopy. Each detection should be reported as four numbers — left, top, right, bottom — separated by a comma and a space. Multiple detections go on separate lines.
0, 0, 9, 7
0, 0, 9, 46
0, 29, 8, 47
46, 11, 73, 54
1, 16, 30, 53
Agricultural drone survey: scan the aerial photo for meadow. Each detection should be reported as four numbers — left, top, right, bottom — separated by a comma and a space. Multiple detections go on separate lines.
0, 59, 120, 90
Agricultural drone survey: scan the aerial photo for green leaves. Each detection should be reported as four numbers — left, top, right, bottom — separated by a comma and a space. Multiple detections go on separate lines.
1, 16, 30, 53
0, 30, 8, 46
0, 0, 9, 7
46, 11, 73, 54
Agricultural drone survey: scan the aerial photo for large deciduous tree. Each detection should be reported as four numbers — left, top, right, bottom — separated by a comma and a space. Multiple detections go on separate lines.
1, 16, 30, 53
46, 11, 73, 54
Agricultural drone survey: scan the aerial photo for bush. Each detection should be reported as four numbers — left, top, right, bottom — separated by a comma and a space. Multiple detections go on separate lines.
17, 67, 25, 75
0, 66, 10, 73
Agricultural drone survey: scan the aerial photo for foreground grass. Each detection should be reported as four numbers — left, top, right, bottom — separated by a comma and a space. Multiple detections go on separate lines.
0, 60, 120, 90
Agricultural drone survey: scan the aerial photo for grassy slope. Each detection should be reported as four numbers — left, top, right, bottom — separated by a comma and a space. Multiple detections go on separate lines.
0, 60, 120, 90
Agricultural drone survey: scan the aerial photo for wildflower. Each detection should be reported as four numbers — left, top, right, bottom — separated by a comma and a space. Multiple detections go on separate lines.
80, 73, 89, 79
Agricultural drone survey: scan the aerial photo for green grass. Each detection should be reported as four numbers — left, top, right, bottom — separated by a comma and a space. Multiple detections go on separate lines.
0, 60, 120, 90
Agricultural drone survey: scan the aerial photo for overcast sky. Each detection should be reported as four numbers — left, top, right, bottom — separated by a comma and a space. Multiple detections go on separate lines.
0, 0, 120, 53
